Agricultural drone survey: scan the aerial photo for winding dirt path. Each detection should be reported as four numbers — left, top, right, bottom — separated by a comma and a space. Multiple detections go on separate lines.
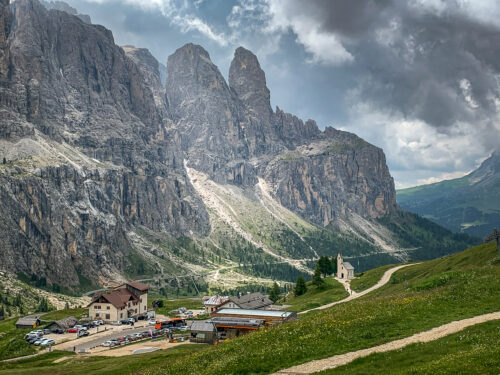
274, 311, 500, 374
299, 263, 419, 315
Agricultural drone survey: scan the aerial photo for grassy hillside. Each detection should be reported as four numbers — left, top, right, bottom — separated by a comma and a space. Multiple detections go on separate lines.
281, 277, 349, 312
2, 242, 498, 374
321, 319, 500, 374
0, 319, 36, 360
350, 264, 395, 292
397, 153, 500, 238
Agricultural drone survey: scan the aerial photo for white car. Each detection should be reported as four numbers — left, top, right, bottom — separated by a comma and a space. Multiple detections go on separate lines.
33, 338, 46, 346
29, 330, 44, 336
40, 338, 55, 346
101, 340, 112, 347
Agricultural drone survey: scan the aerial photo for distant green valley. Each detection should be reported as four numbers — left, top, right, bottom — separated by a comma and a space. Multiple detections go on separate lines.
397, 152, 500, 238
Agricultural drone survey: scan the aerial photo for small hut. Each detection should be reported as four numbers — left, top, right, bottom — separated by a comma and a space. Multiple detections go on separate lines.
45, 316, 79, 332
190, 321, 217, 344
15, 315, 41, 329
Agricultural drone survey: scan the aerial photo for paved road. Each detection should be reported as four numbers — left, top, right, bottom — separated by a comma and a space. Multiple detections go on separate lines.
299, 263, 420, 314
61, 326, 156, 352
274, 311, 500, 374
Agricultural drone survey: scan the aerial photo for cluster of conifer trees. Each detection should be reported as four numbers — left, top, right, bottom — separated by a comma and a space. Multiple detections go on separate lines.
294, 255, 338, 296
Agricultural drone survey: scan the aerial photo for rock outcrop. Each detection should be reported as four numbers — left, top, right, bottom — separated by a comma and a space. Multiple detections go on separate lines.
169, 44, 396, 226
0, 0, 208, 287
0, 0, 397, 287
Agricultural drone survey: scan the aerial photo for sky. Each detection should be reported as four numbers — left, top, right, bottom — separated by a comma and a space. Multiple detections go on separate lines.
60, 0, 500, 188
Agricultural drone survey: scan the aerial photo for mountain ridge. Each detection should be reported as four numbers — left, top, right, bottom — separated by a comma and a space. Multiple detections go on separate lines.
0, 0, 476, 290
397, 152, 500, 238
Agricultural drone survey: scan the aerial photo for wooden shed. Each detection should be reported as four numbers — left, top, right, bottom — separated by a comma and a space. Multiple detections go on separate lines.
15, 315, 41, 329
190, 321, 217, 344
45, 316, 79, 332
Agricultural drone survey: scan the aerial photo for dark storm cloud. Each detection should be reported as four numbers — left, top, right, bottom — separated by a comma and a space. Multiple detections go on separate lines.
283, 0, 500, 129
297, 0, 395, 37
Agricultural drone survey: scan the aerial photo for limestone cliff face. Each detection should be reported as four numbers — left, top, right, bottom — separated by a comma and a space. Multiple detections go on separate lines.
0, 1, 208, 286
168, 45, 396, 226
0, 0, 397, 286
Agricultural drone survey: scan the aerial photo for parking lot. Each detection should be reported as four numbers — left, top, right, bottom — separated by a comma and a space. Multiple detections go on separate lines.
48, 318, 193, 354
47, 320, 152, 351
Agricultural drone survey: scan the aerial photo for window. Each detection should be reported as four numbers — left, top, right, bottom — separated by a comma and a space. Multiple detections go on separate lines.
105, 314, 110, 320
120, 313, 123, 318
96, 313, 100, 317
107, 306, 110, 310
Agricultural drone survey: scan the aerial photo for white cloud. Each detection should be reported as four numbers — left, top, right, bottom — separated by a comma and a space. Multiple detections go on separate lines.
265, 0, 353, 66
86, 0, 228, 46
227, 0, 353, 66
343, 91, 494, 188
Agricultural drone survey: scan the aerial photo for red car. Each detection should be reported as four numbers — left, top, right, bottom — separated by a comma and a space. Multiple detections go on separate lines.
66, 327, 79, 333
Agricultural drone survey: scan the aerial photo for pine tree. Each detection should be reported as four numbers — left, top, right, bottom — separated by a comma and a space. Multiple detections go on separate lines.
331, 256, 338, 275
318, 256, 334, 277
36, 297, 50, 312
64, 302, 70, 310
312, 264, 325, 288
13, 293, 22, 307
294, 275, 307, 296
269, 282, 281, 303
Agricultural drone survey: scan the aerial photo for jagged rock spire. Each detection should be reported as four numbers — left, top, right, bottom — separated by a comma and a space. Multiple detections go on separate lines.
229, 47, 272, 124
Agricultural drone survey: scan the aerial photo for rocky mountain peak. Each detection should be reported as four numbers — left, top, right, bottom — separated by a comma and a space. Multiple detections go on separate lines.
166, 43, 231, 114
40, 0, 92, 24
229, 47, 272, 124
122, 45, 166, 112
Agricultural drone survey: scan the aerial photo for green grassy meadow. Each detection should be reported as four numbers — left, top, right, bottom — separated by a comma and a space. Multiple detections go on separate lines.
0, 319, 36, 361
41, 308, 88, 321
320, 319, 500, 374
350, 264, 395, 292
282, 277, 349, 312
1, 242, 498, 374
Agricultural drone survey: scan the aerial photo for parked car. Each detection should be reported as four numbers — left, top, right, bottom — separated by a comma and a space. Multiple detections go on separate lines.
53, 328, 64, 334
179, 326, 189, 331
101, 341, 112, 347
73, 325, 86, 330
137, 315, 147, 320
27, 336, 40, 344
25, 333, 41, 340
120, 319, 130, 325
42, 329, 51, 335
33, 338, 46, 346
40, 339, 55, 346
78, 330, 89, 337
148, 318, 156, 325
111, 321, 122, 326
66, 327, 79, 333
92, 320, 104, 326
